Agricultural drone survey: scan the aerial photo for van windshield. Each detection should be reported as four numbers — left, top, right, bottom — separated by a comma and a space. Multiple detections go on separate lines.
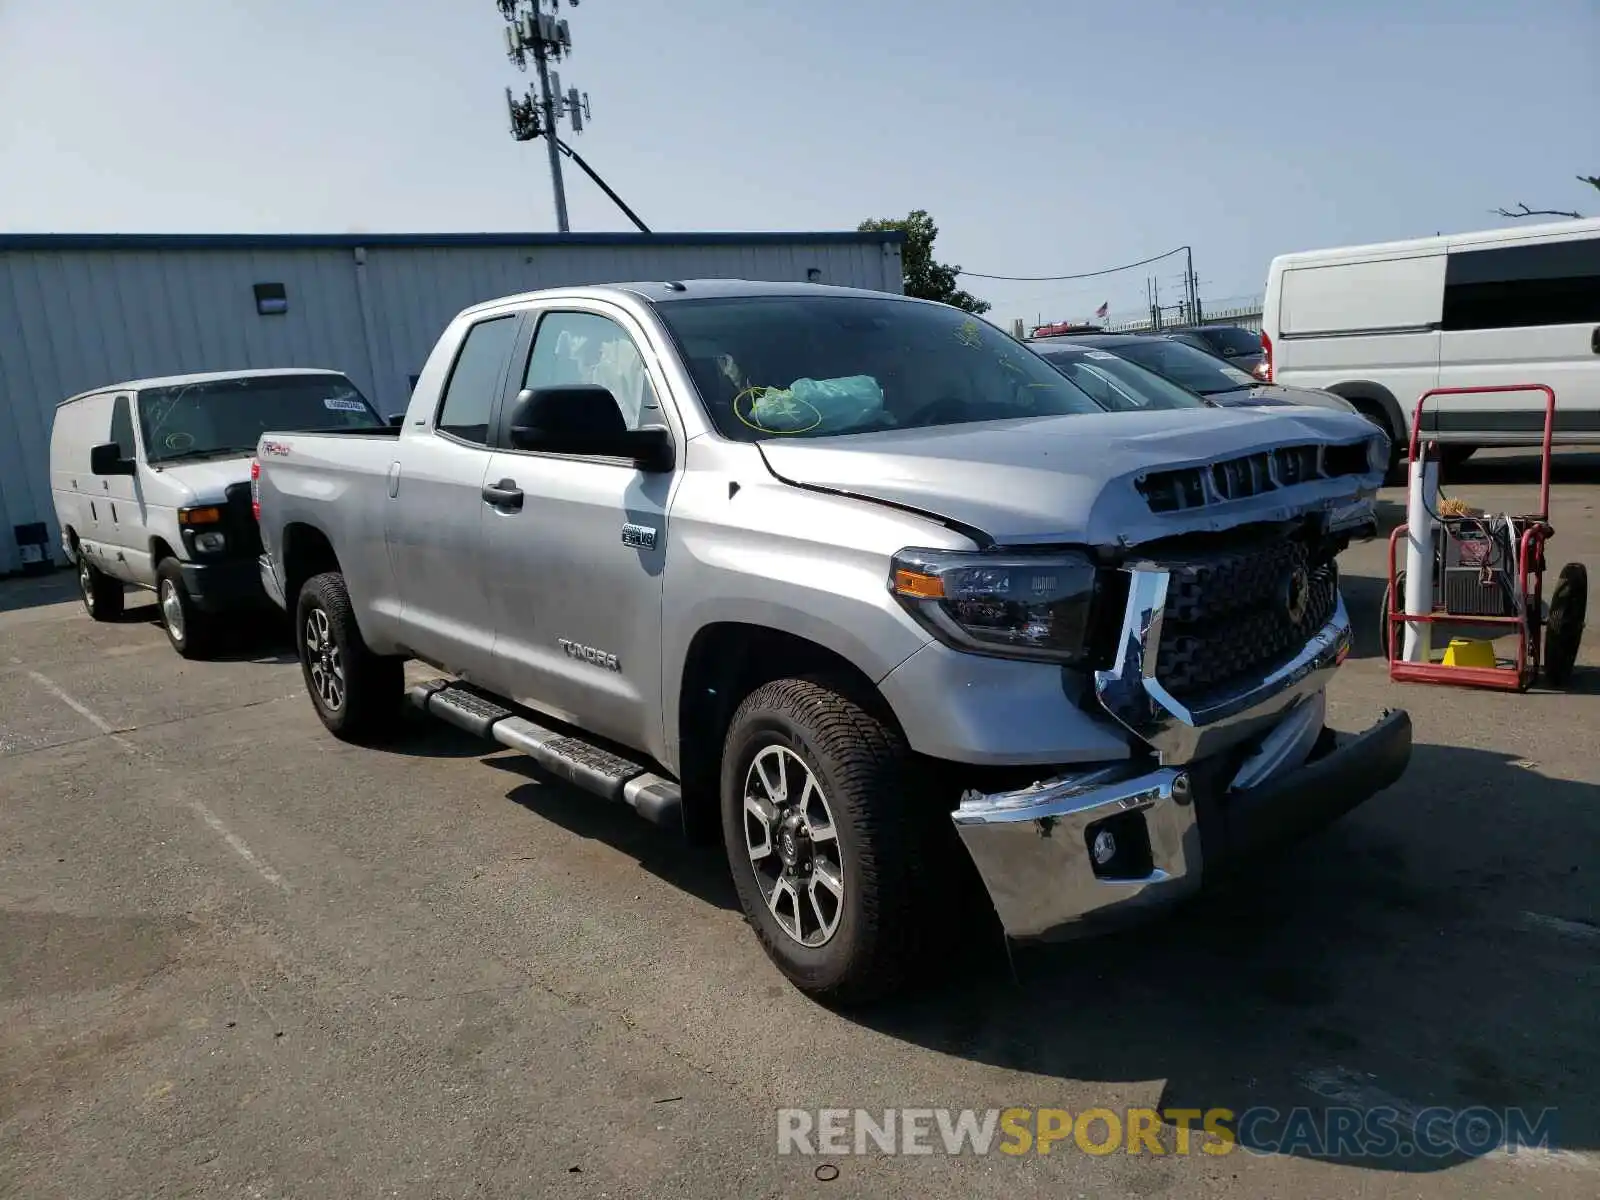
655, 295, 1103, 441
137, 375, 382, 462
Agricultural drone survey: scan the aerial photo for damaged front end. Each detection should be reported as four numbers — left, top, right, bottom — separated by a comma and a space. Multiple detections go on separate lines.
952, 521, 1413, 941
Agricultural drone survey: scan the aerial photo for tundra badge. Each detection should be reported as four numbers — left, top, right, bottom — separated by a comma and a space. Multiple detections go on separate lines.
559, 639, 621, 672
621, 523, 657, 550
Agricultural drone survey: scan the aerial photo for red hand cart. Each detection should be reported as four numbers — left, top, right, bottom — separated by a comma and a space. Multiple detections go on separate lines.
1383, 384, 1586, 691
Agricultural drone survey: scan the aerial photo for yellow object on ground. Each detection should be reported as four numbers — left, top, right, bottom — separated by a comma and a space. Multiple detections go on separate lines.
1441, 638, 1496, 668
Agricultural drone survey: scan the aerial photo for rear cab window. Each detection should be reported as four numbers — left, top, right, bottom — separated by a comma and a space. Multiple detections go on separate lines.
436, 315, 520, 445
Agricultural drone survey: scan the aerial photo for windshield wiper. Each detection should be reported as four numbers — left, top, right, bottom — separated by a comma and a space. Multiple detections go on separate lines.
152, 445, 258, 464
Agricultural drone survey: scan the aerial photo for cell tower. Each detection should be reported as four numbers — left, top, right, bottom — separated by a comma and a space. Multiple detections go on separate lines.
498, 1, 591, 233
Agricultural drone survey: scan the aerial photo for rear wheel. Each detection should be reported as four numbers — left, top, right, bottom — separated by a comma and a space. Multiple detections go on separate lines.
77, 555, 124, 622
720, 676, 938, 1005
1543, 563, 1588, 688
295, 571, 404, 742
156, 559, 216, 659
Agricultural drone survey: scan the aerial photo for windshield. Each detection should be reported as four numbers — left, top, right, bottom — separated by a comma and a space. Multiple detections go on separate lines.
136, 375, 382, 462
1195, 327, 1263, 357
1032, 348, 1206, 412
655, 295, 1104, 441
1102, 340, 1258, 396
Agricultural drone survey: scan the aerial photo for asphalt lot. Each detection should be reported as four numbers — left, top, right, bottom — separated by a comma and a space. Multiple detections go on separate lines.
3, 449, 1598, 1199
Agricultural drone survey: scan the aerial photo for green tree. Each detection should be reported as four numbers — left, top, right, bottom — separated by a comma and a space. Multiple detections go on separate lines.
858, 210, 991, 314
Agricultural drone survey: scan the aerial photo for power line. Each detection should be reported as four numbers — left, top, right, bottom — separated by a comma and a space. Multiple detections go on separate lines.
959, 244, 1192, 282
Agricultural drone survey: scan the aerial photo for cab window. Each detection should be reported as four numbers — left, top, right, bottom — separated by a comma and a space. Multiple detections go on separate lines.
522, 311, 661, 430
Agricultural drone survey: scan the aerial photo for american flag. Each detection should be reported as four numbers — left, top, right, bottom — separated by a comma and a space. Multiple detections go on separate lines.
1094, 301, 1109, 320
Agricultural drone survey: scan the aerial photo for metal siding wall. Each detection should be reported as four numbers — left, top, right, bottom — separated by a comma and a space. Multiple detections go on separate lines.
0, 236, 901, 573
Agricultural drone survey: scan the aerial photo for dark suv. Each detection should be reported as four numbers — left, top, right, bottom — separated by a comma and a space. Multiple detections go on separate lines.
1165, 325, 1266, 376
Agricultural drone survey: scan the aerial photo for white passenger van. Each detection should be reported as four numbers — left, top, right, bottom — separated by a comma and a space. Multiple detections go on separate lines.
1260, 217, 1600, 470
50, 369, 385, 657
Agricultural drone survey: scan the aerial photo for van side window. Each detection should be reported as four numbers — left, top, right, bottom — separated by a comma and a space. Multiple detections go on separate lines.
109, 395, 136, 459
1442, 237, 1600, 331
437, 315, 519, 445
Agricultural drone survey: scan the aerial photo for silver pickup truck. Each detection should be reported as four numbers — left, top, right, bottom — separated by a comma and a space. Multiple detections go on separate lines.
254, 280, 1411, 1003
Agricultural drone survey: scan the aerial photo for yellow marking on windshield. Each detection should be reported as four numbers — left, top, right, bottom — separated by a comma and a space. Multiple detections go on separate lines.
953, 318, 984, 348
733, 386, 824, 435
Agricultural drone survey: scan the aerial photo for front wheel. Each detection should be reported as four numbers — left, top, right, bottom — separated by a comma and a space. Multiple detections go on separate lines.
156, 559, 215, 658
295, 571, 404, 742
720, 676, 936, 1005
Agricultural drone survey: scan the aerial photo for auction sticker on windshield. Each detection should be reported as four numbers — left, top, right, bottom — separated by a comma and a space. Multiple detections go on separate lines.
324, 397, 368, 412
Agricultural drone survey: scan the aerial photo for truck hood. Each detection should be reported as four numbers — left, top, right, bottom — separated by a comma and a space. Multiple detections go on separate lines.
148, 454, 255, 504
1204, 383, 1358, 415
756, 407, 1384, 547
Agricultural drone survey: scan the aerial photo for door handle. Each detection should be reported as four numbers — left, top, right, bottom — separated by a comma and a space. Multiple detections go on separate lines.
482, 479, 524, 510
1591, 326, 1599, 355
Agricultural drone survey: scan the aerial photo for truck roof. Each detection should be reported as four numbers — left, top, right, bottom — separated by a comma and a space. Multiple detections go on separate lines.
59, 367, 350, 407
458, 278, 912, 319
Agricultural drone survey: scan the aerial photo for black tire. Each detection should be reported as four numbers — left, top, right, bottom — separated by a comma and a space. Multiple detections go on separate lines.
295, 571, 404, 742
1350, 405, 1405, 486
1380, 572, 1404, 662
720, 675, 938, 1005
1543, 563, 1587, 689
77, 554, 124, 622
156, 558, 215, 659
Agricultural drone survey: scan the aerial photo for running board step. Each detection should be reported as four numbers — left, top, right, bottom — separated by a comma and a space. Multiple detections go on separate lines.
407, 682, 682, 828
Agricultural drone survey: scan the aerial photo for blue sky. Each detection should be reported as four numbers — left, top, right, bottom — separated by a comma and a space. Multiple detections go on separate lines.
1, 0, 1595, 327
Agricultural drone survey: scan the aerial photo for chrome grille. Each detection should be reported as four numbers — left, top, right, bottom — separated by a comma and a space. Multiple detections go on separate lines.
1155, 539, 1337, 702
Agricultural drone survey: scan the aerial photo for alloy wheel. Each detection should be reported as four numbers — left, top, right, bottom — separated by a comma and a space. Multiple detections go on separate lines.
742, 745, 845, 947
304, 607, 345, 712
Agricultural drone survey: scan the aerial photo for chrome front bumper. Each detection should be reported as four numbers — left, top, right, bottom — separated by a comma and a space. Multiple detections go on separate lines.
953, 708, 1412, 940
954, 565, 1409, 940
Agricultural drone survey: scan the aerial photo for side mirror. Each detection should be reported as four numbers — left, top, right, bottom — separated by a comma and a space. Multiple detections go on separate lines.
90, 442, 136, 476
507, 386, 674, 471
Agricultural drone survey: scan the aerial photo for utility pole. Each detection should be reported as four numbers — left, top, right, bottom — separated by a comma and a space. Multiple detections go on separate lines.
499, 0, 589, 233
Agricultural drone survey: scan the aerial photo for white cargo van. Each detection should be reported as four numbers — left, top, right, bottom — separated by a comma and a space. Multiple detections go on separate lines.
1260, 218, 1600, 469
50, 369, 385, 657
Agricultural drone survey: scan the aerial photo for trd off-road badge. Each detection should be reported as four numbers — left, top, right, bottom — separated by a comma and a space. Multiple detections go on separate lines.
559, 639, 620, 672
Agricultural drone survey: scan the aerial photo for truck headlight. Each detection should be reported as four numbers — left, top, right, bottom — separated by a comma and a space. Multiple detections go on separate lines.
889, 549, 1103, 664
194, 531, 227, 553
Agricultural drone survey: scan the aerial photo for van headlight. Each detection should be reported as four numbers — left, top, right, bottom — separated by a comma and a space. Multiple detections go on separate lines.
194, 531, 227, 554
889, 549, 1103, 664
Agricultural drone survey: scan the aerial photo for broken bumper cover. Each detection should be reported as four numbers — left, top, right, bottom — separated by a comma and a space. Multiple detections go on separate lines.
952, 708, 1412, 939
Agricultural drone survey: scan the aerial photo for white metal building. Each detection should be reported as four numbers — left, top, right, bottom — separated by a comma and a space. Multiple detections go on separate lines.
0, 230, 906, 575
